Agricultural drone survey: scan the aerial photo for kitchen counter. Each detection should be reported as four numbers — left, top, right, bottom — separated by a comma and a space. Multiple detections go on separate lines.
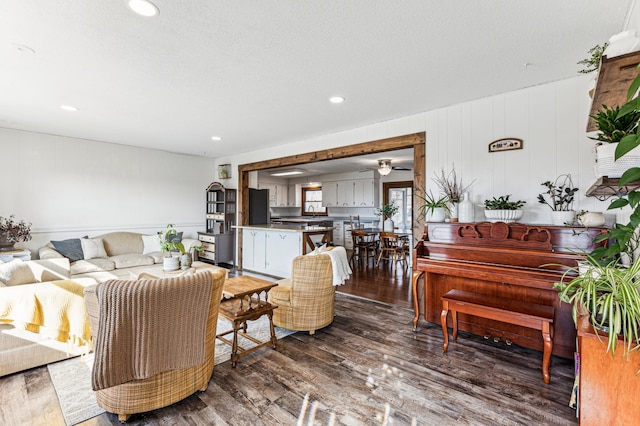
236, 224, 334, 232
235, 224, 335, 278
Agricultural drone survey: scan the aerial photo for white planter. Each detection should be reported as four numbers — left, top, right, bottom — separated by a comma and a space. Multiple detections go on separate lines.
383, 218, 395, 232
594, 142, 640, 179
550, 210, 576, 226
163, 256, 180, 272
425, 207, 446, 222
577, 212, 606, 227
483, 209, 523, 223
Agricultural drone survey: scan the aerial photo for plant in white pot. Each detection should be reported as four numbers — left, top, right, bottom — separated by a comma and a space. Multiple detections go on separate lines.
537, 174, 579, 226
375, 202, 400, 232
432, 165, 474, 222
159, 224, 185, 271
483, 195, 525, 223
416, 189, 450, 223
590, 104, 640, 178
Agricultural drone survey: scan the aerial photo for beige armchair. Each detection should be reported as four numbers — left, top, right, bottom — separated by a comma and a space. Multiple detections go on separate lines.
269, 254, 335, 335
84, 269, 226, 422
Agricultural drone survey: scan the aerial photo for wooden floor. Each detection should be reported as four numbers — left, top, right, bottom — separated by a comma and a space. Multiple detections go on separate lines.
0, 291, 578, 425
337, 253, 413, 308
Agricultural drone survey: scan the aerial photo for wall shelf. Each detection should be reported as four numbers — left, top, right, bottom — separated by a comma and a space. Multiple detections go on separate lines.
585, 176, 640, 201
587, 50, 640, 132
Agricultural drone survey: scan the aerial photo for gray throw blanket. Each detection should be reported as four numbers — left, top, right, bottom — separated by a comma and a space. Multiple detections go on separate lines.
92, 272, 213, 391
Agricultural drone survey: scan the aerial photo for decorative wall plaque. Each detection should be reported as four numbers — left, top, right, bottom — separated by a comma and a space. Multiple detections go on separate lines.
488, 138, 523, 153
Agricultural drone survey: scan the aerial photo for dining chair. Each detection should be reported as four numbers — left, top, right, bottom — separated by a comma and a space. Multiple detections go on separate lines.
375, 232, 408, 268
350, 229, 377, 266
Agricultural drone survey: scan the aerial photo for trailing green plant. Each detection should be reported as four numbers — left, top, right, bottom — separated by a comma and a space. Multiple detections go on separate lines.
554, 255, 640, 357
158, 223, 185, 256
588, 105, 640, 143
415, 188, 450, 217
375, 202, 399, 220
431, 165, 474, 203
483, 195, 525, 210
577, 43, 608, 74
591, 65, 640, 264
0, 215, 32, 242
537, 174, 579, 211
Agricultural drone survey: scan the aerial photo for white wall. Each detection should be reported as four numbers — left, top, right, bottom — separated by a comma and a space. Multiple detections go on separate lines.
215, 74, 614, 225
0, 128, 215, 255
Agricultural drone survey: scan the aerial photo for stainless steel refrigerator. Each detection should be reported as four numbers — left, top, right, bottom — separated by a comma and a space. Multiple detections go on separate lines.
248, 188, 270, 225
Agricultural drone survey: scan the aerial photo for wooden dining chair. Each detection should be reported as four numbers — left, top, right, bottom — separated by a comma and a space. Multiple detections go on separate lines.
376, 232, 407, 268
350, 229, 377, 266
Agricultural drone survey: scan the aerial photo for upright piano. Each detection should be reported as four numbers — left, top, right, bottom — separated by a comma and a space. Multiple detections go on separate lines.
412, 221, 606, 359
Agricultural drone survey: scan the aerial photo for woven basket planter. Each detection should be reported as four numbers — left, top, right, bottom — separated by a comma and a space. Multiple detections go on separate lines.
594, 142, 640, 178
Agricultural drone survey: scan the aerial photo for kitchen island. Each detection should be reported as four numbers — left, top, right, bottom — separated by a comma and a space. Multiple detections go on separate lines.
236, 224, 334, 278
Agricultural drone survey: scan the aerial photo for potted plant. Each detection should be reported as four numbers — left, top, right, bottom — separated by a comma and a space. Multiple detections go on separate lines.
537, 174, 579, 225
589, 104, 640, 178
555, 256, 640, 357
375, 202, 400, 232
591, 66, 640, 265
432, 165, 474, 222
578, 43, 608, 98
0, 215, 32, 252
158, 224, 185, 271
416, 189, 450, 222
483, 195, 526, 223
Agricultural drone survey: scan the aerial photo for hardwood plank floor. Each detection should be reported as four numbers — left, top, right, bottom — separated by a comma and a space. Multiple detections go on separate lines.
0, 292, 578, 425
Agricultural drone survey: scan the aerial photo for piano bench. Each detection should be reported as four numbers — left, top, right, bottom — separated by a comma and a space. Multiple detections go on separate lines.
440, 289, 555, 384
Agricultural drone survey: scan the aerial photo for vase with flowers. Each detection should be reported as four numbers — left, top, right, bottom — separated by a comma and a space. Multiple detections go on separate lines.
0, 215, 32, 252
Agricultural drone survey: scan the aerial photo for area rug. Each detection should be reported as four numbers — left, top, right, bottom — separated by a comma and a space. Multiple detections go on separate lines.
48, 316, 294, 426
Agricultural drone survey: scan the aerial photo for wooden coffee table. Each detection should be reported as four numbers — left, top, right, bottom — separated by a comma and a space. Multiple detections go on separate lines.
216, 275, 278, 367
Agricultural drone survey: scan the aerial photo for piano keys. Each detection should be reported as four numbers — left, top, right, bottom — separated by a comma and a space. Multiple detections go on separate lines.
412, 221, 606, 359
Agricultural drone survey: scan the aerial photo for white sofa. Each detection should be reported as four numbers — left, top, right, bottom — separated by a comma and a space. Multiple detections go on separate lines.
0, 258, 96, 376
38, 231, 204, 282
0, 231, 227, 377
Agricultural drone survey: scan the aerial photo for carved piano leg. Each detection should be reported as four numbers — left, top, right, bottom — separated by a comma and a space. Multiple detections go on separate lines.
441, 300, 449, 352
541, 322, 553, 384
411, 270, 425, 331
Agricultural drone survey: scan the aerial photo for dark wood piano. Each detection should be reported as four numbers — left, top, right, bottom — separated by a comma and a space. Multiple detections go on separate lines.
412, 221, 606, 359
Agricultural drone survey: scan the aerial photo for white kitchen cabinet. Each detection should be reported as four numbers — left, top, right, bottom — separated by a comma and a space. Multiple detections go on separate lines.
354, 179, 378, 207
241, 228, 301, 278
336, 180, 354, 206
259, 183, 289, 207
322, 178, 379, 207
322, 182, 339, 207
287, 184, 301, 207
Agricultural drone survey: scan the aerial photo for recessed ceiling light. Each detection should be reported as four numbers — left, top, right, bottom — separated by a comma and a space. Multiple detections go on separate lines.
211, 136, 222, 141
128, 0, 159, 17
329, 96, 345, 104
60, 105, 78, 112
12, 44, 35, 54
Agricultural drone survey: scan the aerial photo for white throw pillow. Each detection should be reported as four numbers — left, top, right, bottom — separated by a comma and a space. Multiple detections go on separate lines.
81, 237, 108, 260
142, 234, 161, 254
0, 259, 37, 286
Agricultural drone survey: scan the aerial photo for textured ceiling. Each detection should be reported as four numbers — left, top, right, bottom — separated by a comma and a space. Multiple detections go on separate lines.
0, 1, 633, 158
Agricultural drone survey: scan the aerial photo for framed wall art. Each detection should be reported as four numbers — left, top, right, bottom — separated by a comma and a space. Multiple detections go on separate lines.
488, 138, 523, 153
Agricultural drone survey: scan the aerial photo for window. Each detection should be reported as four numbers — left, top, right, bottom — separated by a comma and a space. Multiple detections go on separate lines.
301, 187, 327, 216
383, 181, 412, 229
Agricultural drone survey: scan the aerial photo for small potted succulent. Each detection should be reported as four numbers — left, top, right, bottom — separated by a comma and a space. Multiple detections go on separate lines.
537, 174, 579, 226
0, 215, 32, 252
483, 195, 526, 223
